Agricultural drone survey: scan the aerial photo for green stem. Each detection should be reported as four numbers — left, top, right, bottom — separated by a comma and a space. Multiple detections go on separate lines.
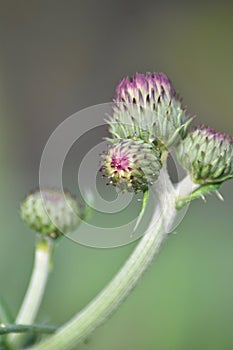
0, 324, 57, 335
8, 237, 53, 349
30, 169, 183, 350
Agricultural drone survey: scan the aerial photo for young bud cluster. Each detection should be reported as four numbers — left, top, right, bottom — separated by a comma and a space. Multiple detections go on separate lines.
20, 189, 81, 238
102, 72, 233, 199
100, 139, 161, 193
107, 72, 191, 148
177, 125, 233, 184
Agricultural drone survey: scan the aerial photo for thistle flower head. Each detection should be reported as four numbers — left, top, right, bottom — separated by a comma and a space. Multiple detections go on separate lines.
177, 125, 233, 184
100, 139, 161, 193
107, 72, 191, 148
114, 72, 174, 105
20, 189, 81, 238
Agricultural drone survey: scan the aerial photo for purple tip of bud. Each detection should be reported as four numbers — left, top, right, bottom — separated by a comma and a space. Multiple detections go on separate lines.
100, 144, 133, 175
114, 72, 175, 101
110, 154, 130, 171
42, 191, 65, 203
148, 72, 172, 90
196, 125, 233, 144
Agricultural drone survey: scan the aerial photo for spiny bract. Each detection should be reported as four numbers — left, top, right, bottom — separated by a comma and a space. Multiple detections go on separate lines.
107, 72, 191, 148
20, 189, 81, 237
177, 125, 233, 184
100, 139, 162, 193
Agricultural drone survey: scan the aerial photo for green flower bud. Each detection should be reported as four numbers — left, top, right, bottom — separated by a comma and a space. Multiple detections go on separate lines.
100, 139, 162, 193
20, 189, 81, 238
177, 125, 233, 184
107, 72, 192, 148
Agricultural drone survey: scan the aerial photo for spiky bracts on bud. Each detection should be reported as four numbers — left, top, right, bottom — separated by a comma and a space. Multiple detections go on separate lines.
100, 139, 162, 193
20, 189, 81, 238
177, 126, 233, 184
107, 72, 191, 148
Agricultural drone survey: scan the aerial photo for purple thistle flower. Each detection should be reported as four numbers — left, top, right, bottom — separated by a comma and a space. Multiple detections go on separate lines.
107, 72, 192, 148
100, 139, 161, 193
114, 72, 175, 104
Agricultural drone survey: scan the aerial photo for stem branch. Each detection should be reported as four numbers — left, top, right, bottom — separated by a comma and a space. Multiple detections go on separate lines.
0, 324, 57, 335
8, 237, 53, 349
30, 170, 180, 350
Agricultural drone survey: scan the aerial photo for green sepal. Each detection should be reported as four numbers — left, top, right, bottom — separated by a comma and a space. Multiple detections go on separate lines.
164, 116, 194, 149
131, 190, 149, 237
175, 183, 222, 210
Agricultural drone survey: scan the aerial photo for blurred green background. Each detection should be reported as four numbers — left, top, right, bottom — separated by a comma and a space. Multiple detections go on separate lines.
0, 1, 233, 349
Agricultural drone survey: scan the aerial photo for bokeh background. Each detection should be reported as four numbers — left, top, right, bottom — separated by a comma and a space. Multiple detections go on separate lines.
0, 1, 233, 349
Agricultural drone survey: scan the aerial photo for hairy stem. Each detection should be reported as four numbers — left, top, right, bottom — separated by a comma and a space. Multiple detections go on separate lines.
8, 237, 53, 349
30, 169, 181, 350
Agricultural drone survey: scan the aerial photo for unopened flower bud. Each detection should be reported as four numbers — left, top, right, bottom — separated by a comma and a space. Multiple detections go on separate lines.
177, 125, 233, 184
107, 72, 191, 148
100, 139, 161, 193
20, 189, 81, 238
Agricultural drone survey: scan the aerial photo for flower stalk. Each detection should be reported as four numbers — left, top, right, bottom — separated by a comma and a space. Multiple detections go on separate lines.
29, 168, 194, 350
8, 237, 53, 349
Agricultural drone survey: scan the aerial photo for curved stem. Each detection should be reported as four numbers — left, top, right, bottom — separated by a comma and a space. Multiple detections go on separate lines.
8, 237, 53, 349
30, 169, 179, 350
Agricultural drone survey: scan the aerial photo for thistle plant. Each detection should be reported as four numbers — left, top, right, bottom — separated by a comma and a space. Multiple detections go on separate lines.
1, 72, 232, 350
